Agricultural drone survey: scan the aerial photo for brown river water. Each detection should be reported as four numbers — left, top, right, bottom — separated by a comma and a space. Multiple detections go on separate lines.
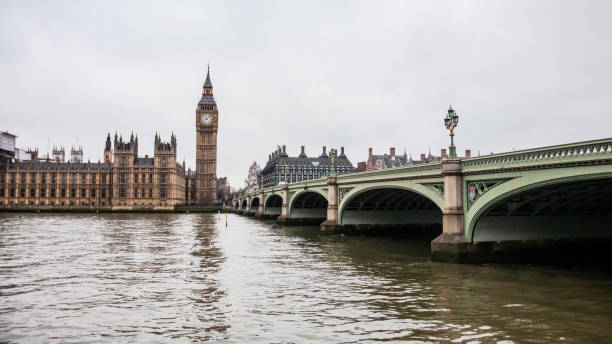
1, 213, 611, 343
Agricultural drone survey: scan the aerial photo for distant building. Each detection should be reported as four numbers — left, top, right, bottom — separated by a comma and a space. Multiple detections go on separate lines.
14, 148, 29, 161
245, 161, 261, 194
356, 161, 367, 172
0, 131, 17, 173
363, 147, 472, 171
217, 177, 231, 205
25, 148, 39, 162
260, 145, 355, 188
52, 147, 65, 162
70, 146, 83, 163
0, 131, 16, 159
185, 169, 196, 205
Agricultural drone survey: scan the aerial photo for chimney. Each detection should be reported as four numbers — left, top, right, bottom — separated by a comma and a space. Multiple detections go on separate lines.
282, 145, 286, 154
301, 146, 305, 154
368, 147, 373, 158
420, 153, 426, 162
340, 147, 345, 157
465, 149, 471, 158
441, 149, 447, 159
390, 147, 395, 157
320, 146, 327, 157
299, 145, 307, 158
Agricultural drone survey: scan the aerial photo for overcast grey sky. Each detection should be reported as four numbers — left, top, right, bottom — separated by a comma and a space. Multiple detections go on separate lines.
1, 0, 611, 187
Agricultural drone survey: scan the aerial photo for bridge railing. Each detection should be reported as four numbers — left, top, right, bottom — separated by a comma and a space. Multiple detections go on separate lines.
461, 137, 612, 173
336, 161, 443, 183
244, 162, 445, 198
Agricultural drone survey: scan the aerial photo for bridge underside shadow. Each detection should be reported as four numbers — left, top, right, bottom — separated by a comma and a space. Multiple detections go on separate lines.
474, 178, 612, 242
261, 194, 282, 220
466, 178, 612, 265
287, 192, 328, 225
247, 198, 259, 216
340, 188, 442, 236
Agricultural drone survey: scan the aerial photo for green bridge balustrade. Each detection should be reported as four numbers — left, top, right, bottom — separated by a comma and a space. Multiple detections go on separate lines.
233, 138, 612, 263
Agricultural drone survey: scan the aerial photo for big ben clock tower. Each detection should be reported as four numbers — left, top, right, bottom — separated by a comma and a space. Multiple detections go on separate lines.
195, 66, 218, 206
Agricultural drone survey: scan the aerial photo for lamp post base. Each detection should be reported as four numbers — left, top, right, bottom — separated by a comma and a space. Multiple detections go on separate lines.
448, 145, 457, 159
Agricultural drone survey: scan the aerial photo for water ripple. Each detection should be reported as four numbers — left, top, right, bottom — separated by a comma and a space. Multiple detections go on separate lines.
1, 213, 611, 343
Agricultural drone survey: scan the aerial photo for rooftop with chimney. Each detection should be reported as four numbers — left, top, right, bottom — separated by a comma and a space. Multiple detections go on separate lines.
365, 147, 472, 171
260, 145, 355, 187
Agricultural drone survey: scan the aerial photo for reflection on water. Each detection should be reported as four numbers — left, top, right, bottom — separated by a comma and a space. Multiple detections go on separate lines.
1, 213, 612, 343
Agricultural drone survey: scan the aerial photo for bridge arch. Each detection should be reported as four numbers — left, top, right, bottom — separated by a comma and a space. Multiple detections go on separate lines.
250, 197, 260, 212
338, 182, 444, 229
288, 189, 328, 221
264, 193, 283, 216
466, 169, 612, 242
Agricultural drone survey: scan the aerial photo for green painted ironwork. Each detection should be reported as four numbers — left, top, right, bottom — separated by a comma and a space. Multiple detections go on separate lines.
339, 187, 354, 201
423, 183, 444, 198
466, 179, 512, 210
235, 137, 612, 241
462, 138, 612, 173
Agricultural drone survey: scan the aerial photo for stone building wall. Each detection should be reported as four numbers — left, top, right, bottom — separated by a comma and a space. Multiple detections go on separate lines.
1, 161, 113, 207
0, 133, 187, 210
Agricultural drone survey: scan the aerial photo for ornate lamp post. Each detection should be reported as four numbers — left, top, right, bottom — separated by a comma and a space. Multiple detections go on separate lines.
329, 148, 337, 176
444, 105, 459, 158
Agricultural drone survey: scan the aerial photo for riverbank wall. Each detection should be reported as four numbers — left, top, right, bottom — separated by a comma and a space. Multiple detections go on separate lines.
0, 205, 223, 213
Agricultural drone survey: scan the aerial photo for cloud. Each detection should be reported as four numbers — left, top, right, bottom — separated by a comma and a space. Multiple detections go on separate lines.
1, 0, 611, 187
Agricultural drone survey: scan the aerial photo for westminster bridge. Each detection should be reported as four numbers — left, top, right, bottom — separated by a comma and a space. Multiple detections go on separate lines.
232, 138, 612, 263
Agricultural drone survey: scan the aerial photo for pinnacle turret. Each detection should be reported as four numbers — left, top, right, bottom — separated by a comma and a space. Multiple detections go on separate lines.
105, 133, 111, 151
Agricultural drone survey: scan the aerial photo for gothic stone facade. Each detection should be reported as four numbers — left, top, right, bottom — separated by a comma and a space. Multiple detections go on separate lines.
195, 67, 218, 206
111, 133, 186, 209
0, 69, 223, 210
2, 160, 113, 207
0, 133, 185, 210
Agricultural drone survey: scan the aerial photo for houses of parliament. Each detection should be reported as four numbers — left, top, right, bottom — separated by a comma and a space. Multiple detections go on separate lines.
0, 68, 227, 210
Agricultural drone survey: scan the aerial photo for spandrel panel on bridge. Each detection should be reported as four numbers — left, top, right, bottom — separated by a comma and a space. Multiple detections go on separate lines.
290, 192, 328, 220
473, 178, 612, 242
341, 188, 442, 226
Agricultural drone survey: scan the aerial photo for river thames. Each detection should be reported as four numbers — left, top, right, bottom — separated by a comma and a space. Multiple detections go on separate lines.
1, 213, 611, 343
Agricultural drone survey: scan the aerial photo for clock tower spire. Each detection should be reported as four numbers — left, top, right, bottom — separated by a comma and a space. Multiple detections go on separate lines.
203, 64, 213, 91
195, 65, 218, 206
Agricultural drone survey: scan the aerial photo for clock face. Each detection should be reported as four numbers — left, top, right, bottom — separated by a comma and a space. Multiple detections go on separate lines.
201, 113, 212, 125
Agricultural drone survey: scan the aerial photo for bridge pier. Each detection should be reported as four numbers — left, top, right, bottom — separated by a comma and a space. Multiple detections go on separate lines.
276, 184, 291, 224
431, 159, 480, 263
255, 191, 265, 218
245, 199, 253, 216
320, 176, 339, 232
